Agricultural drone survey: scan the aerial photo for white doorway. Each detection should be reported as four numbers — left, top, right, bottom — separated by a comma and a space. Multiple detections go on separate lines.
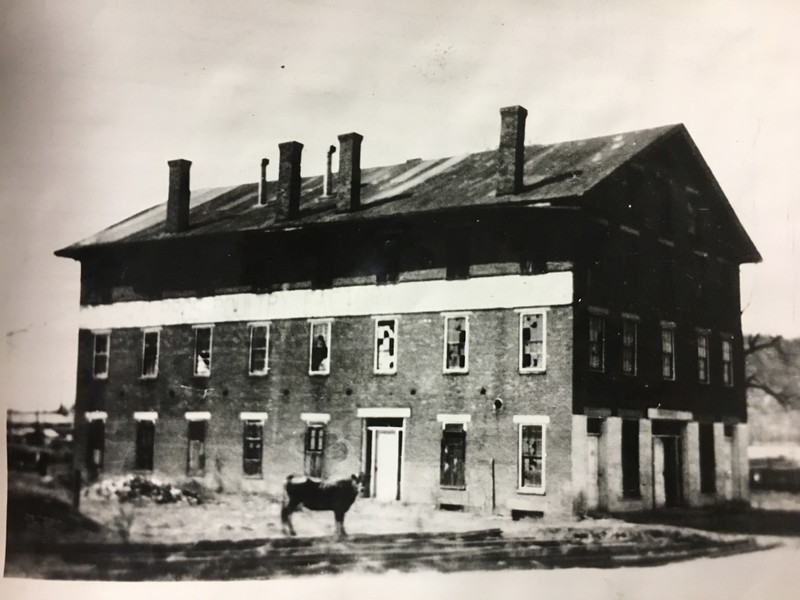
371, 427, 401, 501
585, 434, 600, 510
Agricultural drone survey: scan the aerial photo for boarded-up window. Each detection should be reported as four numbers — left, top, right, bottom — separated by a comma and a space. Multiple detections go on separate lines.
622, 318, 638, 376
86, 419, 105, 471
374, 318, 398, 374
304, 425, 325, 478
135, 420, 155, 471
249, 324, 270, 375
444, 315, 468, 372
699, 423, 716, 494
697, 332, 710, 384
440, 424, 466, 489
242, 420, 263, 477
721, 338, 734, 387
622, 419, 640, 498
589, 314, 605, 372
520, 312, 546, 372
519, 425, 545, 491
194, 326, 213, 376
309, 321, 331, 374
93, 332, 110, 379
141, 330, 159, 378
661, 325, 676, 380
187, 420, 206, 476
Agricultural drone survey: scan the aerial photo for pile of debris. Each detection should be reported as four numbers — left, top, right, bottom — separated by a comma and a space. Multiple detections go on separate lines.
86, 475, 205, 505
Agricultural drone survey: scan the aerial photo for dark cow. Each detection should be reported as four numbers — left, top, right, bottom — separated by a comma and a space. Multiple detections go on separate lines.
281, 473, 363, 537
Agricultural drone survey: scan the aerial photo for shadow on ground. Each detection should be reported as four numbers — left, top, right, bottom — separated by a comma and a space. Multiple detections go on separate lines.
615, 507, 800, 537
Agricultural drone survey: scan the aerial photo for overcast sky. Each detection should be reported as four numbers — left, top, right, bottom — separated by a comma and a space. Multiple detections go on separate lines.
1, 0, 798, 411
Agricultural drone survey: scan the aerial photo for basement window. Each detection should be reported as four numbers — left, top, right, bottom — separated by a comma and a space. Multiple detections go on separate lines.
92, 332, 110, 379
304, 424, 325, 478
309, 320, 332, 375
249, 323, 270, 376
697, 331, 710, 384
589, 314, 606, 372
519, 311, 546, 373
721, 336, 734, 387
440, 424, 466, 489
661, 323, 676, 380
193, 325, 213, 377
443, 314, 469, 373
242, 420, 264, 477
374, 318, 398, 374
141, 329, 160, 379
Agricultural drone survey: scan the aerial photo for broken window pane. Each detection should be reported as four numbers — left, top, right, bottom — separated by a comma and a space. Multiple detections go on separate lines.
520, 425, 544, 489
194, 327, 213, 376
249, 324, 269, 375
142, 330, 159, 378
375, 319, 397, 373
310, 322, 331, 374
520, 312, 545, 370
445, 316, 468, 371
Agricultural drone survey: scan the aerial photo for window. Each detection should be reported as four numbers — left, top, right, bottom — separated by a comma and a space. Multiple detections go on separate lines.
374, 318, 398, 374
699, 423, 716, 494
304, 424, 325, 478
622, 419, 640, 498
661, 324, 676, 380
440, 424, 466, 489
86, 419, 105, 473
589, 314, 605, 372
309, 320, 331, 375
721, 337, 734, 387
697, 332, 710, 384
92, 332, 110, 379
249, 323, 270, 375
193, 326, 213, 377
443, 315, 469, 373
519, 311, 546, 372
135, 420, 155, 471
622, 317, 638, 376
141, 329, 160, 378
518, 421, 547, 493
187, 420, 206, 476
242, 420, 264, 477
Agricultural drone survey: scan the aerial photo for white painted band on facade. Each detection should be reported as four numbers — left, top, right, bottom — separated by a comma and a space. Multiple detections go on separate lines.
512, 415, 551, 425
85, 411, 108, 422
357, 407, 411, 419
647, 408, 693, 421
300, 412, 331, 423
239, 412, 268, 421
184, 411, 211, 421
77, 272, 574, 329
133, 411, 158, 421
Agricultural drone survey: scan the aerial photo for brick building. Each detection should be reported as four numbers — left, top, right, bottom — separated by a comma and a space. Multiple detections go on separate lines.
56, 105, 760, 515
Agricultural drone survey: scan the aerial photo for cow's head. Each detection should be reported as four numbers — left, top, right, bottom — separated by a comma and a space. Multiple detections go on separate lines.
350, 473, 365, 496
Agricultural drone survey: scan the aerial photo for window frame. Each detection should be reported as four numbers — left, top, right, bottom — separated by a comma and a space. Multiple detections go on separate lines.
621, 315, 639, 377
92, 331, 110, 380
661, 322, 676, 381
186, 418, 207, 477
518, 309, 547, 374
588, 312, 606, 373
439, 423, 467, 490
248, 322, 271, 376
308, 319, 332, 376
193, 325, 214, 377
304, 423, 326, 478
696, 329, 710, 384
140, 328, 161, 379
373, 316, 399, 375
514, 415, 549, 495
242, 419, 264, 478
442, 313, 470, 374
721, 335, 734, 387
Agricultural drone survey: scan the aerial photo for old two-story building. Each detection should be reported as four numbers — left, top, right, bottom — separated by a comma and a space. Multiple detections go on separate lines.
56, 105, 760, 516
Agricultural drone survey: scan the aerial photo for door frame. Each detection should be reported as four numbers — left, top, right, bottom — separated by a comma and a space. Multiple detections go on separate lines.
652, 434, 683, 508
361, 418, 406, 501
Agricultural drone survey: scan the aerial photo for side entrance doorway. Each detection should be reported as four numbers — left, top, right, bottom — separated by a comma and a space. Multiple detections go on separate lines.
362, 417, 405, 501
652, 420, 684, 508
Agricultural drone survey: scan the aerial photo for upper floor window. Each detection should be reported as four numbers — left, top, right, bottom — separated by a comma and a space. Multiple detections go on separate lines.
443, 314, 469, 373
249, 323, 270, 376
721, 336, 734, 387
519, 311, 546, 373
374, 318, 398, 374
193, 325, 213, 377
661, 323, 676, 380
589, 313, 606, 372
697, 331, 710, 384
92, 332, 110, 379
309, 320, 332, 375
141, 329, 160, 379
622, 316, 638, 376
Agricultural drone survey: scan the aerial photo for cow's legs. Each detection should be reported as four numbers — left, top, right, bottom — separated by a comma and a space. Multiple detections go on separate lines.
334, 511, 347, 538
281, 501, 300, 536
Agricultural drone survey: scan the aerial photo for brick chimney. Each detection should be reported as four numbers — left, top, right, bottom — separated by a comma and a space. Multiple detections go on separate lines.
258, 158, 269, 206
166, 159, 191, 233
277, 141, 303, 220
336, 132, 363, 212
323, 145, 337, 197
497, 105, 527, 196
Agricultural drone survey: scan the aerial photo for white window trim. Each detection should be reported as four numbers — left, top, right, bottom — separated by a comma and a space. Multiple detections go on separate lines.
518, 310, 547, 374
92, 330, 111, 380
133, 411, 158, 422
373, 317, 399, 375
185, 411, 211, 421
85, 411, 108, 422
515, 415, 549, 495
308, 319, 332, 376
193, 325, 214, 378
357, 407, 411, 419
437, 414, 471, 430
239, 411, 268, 421
301, 412, 331, 424
248, 322, 271, 376
443, 314, 470, 374
141, 328, 161, 379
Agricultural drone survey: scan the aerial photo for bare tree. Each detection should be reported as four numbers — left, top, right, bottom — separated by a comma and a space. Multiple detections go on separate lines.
744, 334, 799, 408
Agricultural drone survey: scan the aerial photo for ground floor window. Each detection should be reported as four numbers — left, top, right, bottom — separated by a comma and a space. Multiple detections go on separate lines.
699, 423, 716, 494
440, 424, 466, 489
187, 420, 207, 476
86, 419, 105, 474
621, 419, 640, 498
304, 424, 325, 478
242, 420, 263, 477
515, 416, 548, 493
135, 420, 155, 471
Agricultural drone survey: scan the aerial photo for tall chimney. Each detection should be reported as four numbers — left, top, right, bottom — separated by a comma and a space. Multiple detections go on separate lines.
336, 132, 363, 212
258, 158, 269, 206
277, 141, 303, 220
166, 159, 191, 233
323, 145, 337, 197
497, 105, 527, 196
